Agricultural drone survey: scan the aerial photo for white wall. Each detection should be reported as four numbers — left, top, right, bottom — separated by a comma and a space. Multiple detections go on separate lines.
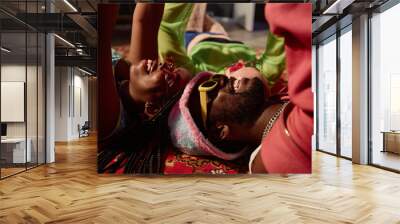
54, 67, 89, 141
1, 65, 26, 140
88, 77, 97, 131
71, 73, 89, 138
1, 65, 41, 137
1, 66, 25, 126
55, 66, 69, 141
75, 74, 89, 122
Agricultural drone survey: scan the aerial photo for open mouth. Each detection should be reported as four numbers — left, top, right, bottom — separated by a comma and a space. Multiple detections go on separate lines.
146, 60, 158, 73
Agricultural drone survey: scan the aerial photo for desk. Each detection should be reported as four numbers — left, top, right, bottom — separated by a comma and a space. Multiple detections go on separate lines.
382, 131, 400, 154
1, 138, 31, 163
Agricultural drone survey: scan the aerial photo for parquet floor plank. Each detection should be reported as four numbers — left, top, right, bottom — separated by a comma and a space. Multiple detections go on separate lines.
1, 135, 400, 223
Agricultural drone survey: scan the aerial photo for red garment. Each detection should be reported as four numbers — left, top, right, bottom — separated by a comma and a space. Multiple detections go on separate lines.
98, 4, 120, 142
163, 146, 247, 174
261, 4, 313, 173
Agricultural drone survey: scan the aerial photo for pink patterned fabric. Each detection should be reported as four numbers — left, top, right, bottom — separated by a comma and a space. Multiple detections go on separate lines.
168, 72, 247, 160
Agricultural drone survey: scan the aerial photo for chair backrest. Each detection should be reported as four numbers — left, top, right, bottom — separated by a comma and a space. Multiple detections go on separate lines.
82, 121, 90, 129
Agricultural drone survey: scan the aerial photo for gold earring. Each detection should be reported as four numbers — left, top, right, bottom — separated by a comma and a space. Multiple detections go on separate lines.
144, 102, 160, 116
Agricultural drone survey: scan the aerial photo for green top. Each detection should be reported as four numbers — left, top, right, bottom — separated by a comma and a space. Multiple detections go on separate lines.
157, 3, 286, 85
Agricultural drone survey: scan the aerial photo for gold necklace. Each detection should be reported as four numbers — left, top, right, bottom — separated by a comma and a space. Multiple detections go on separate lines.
262, 101, 289, 139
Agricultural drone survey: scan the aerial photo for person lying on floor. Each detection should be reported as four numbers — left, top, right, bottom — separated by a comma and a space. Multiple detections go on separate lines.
126, 3, 286, 117
168, 3, 313, 174
98, 3, 287, 173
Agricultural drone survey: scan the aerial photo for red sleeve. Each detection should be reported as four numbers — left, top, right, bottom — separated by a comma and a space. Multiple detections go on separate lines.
260, 3, 313, 173
98, 5, 120, 142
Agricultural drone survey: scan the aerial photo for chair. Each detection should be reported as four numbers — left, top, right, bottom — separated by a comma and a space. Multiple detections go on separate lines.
78, 121, 90, 138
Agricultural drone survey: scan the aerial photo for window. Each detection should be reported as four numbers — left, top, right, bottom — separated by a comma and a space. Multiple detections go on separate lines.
370, 2, 400, 171
317, 35, 337, 154
339, 27, 352, 158
0, 1, 47, 179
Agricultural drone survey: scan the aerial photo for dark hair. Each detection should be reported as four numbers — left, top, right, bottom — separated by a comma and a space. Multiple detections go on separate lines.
206, 78, 266, 152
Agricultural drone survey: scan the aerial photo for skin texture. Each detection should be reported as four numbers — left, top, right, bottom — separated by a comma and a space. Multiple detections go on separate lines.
128, 4, 164, 65
127, 3, 192, 114
121, 3, 283, 152
127, 4, 272, 118
207, 77, 265, 145
226, 66, 271, 98
129, 59, 191, 105
206, 76, 283, 158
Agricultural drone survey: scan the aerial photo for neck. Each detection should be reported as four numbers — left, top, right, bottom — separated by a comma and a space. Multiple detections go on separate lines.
246, 102, 284, 145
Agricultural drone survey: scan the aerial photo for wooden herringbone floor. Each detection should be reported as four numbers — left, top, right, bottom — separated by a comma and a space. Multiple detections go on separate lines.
1, 135, 400, 224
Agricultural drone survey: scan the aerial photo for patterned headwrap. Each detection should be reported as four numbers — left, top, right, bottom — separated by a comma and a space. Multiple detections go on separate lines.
168, 72, 248, 160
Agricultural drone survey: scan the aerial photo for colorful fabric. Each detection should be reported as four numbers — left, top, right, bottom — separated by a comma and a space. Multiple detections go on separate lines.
189, 32, 285, 85
158, 3, 196, 75
255, 32, 286, 85
162, 3, 289, 161
184, 31, 222, 48
260, 4, 313, 173
158, 3, 286, 85
164, 145, 249, 174
168, 72, 249, 160
189, 40, 257, 74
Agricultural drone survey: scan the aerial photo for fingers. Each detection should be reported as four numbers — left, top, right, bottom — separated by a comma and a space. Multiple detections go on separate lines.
146, 60, 152, 73
151, 59, 158, 73
137, 59, 147, 74
145, 59, 158, 73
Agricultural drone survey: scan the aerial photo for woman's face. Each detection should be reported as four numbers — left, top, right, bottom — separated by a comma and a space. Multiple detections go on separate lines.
129, 60, 191, 116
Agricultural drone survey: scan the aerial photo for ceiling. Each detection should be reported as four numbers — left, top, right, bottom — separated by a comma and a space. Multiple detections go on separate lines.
312, 0, 390, 43
0, 0, 98, 73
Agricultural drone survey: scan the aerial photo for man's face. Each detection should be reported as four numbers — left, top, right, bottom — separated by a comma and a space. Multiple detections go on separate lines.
207, 75, 266, 128
203, 74, 265, 151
